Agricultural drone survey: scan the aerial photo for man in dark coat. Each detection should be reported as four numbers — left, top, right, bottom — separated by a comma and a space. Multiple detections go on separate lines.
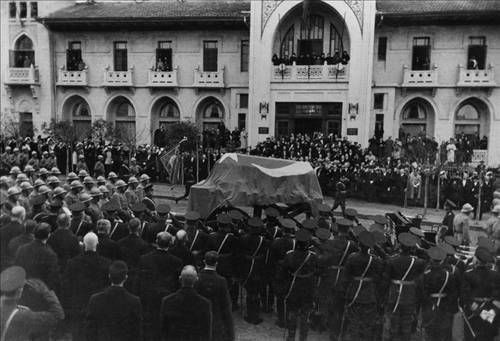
160, 265, 212, 341
96, 219, 122, 261
15, 223, 59, 291
69, 202, 94, 239
47, 213, 81, 274
0, 206, 25, 270
139, 231, 183, 340
86, 261, 143, 341
7, 219, 36, 261
63, 232, 111, 341
196, 251, 235, 341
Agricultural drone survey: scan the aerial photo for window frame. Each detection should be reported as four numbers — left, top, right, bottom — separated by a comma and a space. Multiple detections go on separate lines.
19, 2, 27, 19
30, 2, 38, 18
9, 2, 17, 19
373, 93, 384, 110
113, 41, 128, 72
467, 36, 487, 70
378, 37, 387, 61
411, 36, 431, 71
239, 94, 248, 109
240, 40, 249, 72
156, 40, 173, 71
203, 40, 218, 72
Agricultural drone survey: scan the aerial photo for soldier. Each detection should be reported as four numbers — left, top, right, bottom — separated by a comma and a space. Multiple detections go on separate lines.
83, 176, 95, 194
93, 154, 105, 178
30, 195, 48, 222
327, 218, 359, 340
184, 211, 211, 267
317, 203, 335, 233
38, 168, 49, 182
383, 232, 426, 341
144, 203, 170, 244
454, 203, 474, 245
65, 180, 83, 207
137, 173, 150, 202
112, 179, 129, 211
342, 230, 384, 340
125, 177, 140, 208
102, 201, 129, 242
98, 185, 110, 207
47, 175, 61, 192
421, 246, 459, 341
63, 232, 111, 341
210, 214, 240, 309
47, 213, 81, 274
485, 205, 500, 253
139, 232, 183, 341
240, 217, 269, 324
6, 187, 21, 212
281, 229, 318, 341
69, 202, 94, 239
18, 181, 33, 216
76, 155, 89, 174
332, 180, 347, 217
27, 151, 39, 170
96, 219, 122, 261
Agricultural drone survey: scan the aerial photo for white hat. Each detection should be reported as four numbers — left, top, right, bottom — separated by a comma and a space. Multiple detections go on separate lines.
492, 205, 500, 214
461, 203, 474, 213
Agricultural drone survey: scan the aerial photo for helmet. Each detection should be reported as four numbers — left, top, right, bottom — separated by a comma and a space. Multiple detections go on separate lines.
107, 172, 118, 179
24, 165, 35, 173
50, 167, 61, 175
78, 170, 89, 177
38, 185, 52, 195
52, 186, 67, 198
83, 176, 95, 184
47, 176, 60, 185
9, 167, 21, 175
34, 179, 45, 188
90, 187, 101, 197
96, 176, 106, 184
79, 192, 91, 203
67, 172, 78, 181
128, 177, 138, 184
139, 174, 150, 182
70, 180, 84, 189
16, 174, 28, 182
7, 187, 22, 196
20, 182, 33, 191
115, 180, 127, 188
38, 168, 49, 176
99, 185, 109, 194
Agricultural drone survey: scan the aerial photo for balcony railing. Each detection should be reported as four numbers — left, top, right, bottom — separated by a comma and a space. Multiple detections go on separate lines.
147, 67, 179, 87
402, 64, 438, 87
193, 66, 224, 88
457, 64, 496, 87
56, 67, 88, 87
272, 62, 348, 82
6, 66, 39, 84
103, 66, 134, 87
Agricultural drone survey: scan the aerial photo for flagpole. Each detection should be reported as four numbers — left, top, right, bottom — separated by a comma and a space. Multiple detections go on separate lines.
196, 134, 200, 183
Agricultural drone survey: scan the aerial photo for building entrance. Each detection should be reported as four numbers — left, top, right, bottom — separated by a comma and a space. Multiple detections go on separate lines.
275, 102, 342, 137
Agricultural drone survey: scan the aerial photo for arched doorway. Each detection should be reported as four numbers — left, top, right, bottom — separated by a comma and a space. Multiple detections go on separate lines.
196, 97, 225, 131
106, 96, 136, 140
11, 34, 34, 67
399, 98, 435, 140
62, 95, 92, 137
151, 96, 180, 132
454, 98, 489, 149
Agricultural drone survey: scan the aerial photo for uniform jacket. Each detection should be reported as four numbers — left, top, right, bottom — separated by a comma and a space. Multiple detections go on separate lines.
422, 264, 459, 314
383, 253, 426, 306
160, 287, 212, 341
209, 232, 239, 278
343, 251, 384, 305
86, 286, 143, 341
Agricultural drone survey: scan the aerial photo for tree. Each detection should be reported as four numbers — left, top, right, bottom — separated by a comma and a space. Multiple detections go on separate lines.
42, 120, 80, 173
165, 121, 200, 151
0, 112, 21, 140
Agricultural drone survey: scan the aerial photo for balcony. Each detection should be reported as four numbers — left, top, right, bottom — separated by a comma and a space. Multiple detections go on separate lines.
193, 66, 225, 88
5, 66, 39, 85
402, 64, 439, 88
457, 64, 496, 87
272, 63, 348, 82
147, 67, 179, 88
56, 67, 88, 87
103, 66, 134, 87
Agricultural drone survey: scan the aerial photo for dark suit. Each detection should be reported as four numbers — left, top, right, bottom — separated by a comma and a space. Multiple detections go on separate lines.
160, 287, 212, 341
196, 268, 234, 341
48, 228, 81, 273
86, 286, 143, 341
97, 235, 122, 261
0, 220, 24, 270
118, 234, 151, 294
15, 240, 60, 290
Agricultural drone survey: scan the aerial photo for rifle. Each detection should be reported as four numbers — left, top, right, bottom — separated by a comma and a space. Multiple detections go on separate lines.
458, 304, 476, 339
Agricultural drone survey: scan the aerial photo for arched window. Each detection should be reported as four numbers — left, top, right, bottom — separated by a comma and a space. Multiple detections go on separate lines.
402, 101, 427, 120
11, 35, 35, 67
400, 98, 434, 138
159, 102, 180, 119
107, 97, 136, 140
203, 101, 223, 119
456, 104, 479, 120
280, 25, 295, 59
116, 101, 135, 117
298, 15, 324, 58
62, 96, 91, 138
73, 101, 90, 117
329, 24, 343, 54
197, 97, 225, 131
454, 99, 489, 144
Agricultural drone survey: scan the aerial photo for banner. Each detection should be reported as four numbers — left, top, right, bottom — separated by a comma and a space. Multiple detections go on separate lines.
471, 149, 488, 164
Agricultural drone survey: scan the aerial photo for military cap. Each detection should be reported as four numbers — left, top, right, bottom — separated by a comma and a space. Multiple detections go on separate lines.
102, 201, 119, 212
83, 176, 94, 184
108, 172, 118, 179
24, 165, 34, 173
38, 168, 48, 176
295, 229, 312, 242
0, 266, 26, 292
9, 166, 21, 175
371, 230, 386, 244
96, 176, 106, 184
475, 247, 494, 263
316, 228, 331, 241
358, 230, 375, 248
438, 242, 455, 256
128, 177, 139, 184
99, 185, 109, 194
79, 192, 91, 203
427, 246, 447, 261
115, 180, 127, 188
78, 170, 88, 177
20, 182, 33, 191
373, 215, 387, 225
265, 207, 280, 218
409, 227, 424, 238
185, 211, 200, 221
157, 203, 171, 215
217, 214, 232, 225
301, 218, 318, 231
131, 202, 146, 213
90, 187, 101, 197
398, 232, 418, 247
33, 179, 45, 188
279, 218, 296, 230
336, 218, 352, 230
7, 187, 21, 196
67, 172, 78, 181
444, 199, 456, 209
30, 195, 46, 207
444, 236, 460, 247
47, 176, 60, 184
229, 210, 244, 221
139, 174, 150, 182
248, 217, 264, 229
352, 224, 366, 237
69, 202, 85, 212
50, 167, 61, 175
16, 174, 28, 182
70, 180, 84, 189
345, 208, 358, 219
318, 203, 331, 214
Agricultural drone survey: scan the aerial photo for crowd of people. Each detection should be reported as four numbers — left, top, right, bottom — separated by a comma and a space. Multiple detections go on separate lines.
0, 162, 499, 341
271, 50, 351, 66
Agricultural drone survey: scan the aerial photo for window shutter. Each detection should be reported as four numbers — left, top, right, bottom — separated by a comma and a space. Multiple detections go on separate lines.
9, 50, 15, 67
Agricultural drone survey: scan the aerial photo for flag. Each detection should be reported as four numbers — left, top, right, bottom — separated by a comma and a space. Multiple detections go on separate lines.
159, 145, 178, 176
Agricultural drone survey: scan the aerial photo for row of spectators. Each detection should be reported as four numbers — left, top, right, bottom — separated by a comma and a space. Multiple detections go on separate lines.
271, 50, 350, 66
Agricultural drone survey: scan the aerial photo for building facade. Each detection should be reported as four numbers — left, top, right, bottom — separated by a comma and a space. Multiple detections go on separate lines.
1, 0, 500, 165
